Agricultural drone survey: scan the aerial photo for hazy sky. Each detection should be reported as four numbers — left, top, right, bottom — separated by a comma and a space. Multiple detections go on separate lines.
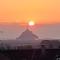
0, 23, 60, 40
0, 0, 60, 40
0, 0, 60, 24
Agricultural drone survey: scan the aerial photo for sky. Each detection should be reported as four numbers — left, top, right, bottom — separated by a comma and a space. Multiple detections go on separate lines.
0, 0, 60, 40
0, 23, 60, 40
0, 0, 60, 24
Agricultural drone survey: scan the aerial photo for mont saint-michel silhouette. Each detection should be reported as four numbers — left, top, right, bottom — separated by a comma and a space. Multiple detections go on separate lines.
16, 29, 39, 41
16, 29, 39, 48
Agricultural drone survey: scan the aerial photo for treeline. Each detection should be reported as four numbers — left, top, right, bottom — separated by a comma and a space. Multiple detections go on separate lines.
0, 40, 60, 50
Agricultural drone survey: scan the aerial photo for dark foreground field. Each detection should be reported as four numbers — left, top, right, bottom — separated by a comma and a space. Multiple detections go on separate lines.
0, 49, 60, 60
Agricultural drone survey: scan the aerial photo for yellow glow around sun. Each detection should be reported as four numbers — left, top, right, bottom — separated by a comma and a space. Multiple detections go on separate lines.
28, 20, 35, 26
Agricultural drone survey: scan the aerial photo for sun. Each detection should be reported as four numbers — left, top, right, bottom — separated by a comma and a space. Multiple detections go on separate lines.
28, 20, 35, 26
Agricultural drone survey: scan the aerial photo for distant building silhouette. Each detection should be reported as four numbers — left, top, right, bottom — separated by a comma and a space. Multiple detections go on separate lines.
40, 40, 53, 49
16, 29, 39, 41
40, 40, 60, 49
16, 29, 39, 49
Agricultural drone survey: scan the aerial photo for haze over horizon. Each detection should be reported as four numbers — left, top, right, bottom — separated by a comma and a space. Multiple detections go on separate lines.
0, 23, 60, 40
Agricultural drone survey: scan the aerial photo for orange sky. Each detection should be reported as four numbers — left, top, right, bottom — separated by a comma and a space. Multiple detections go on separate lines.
0, 0, 60, 24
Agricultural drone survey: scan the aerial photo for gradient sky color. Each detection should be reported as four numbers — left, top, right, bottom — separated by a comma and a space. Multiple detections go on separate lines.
0, 0, 60, 24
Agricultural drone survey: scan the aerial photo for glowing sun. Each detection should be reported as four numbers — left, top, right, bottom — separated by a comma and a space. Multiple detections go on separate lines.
28, 20, 35, 26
